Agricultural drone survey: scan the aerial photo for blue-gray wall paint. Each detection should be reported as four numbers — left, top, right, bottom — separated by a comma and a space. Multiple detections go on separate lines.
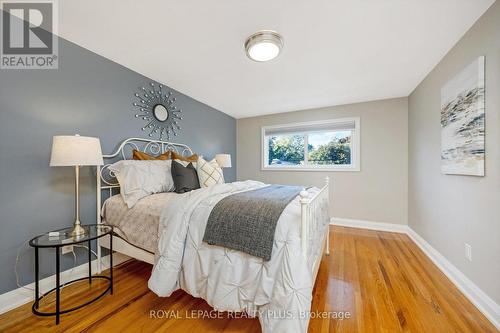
0, 34, 236, 294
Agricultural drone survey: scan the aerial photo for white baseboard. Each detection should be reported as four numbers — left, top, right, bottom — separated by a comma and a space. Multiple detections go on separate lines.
406, 229, 500, 330
0, 252, 130, 315
331, 217, 410, 233
330, 217, 500, 330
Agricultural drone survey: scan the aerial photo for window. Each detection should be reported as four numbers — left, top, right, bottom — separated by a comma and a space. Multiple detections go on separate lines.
262, 117, 360, 171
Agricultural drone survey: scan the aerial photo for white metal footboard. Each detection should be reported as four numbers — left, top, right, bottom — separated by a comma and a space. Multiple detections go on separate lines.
299, 177, 330, 260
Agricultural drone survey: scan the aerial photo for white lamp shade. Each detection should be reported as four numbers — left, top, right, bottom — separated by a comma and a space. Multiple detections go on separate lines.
215, 154, 232, 168
50, 135, 104, 166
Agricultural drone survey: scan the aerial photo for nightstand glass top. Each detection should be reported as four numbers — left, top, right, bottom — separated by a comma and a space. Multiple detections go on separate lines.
29, 224, 112, 248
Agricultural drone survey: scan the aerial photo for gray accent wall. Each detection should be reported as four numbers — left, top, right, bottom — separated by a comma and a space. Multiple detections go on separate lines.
237, 97, 409, 225
408, 1, 499, 304
0, 32, 236, 294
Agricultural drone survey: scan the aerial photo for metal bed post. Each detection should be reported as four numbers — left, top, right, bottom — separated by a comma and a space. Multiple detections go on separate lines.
299, 190, 310, 258
325, 176, 330, 256
300, 177, 330, 259
96, 166, 102, 273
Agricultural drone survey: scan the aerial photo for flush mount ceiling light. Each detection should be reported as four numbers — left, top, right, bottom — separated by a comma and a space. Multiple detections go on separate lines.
245, 30, 283, 62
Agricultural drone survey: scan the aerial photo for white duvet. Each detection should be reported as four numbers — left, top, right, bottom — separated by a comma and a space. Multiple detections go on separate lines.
148, 180, 330, 333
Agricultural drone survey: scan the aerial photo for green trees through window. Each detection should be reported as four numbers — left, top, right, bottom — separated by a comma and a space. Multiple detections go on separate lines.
267, 131, 351, 166
268, 135, 307, 165
309, 134, 351, 165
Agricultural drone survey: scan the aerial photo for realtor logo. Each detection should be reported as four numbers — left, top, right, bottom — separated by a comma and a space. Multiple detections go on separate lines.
1, 0, 58, 69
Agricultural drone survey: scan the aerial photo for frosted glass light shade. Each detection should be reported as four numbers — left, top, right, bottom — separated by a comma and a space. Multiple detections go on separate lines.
215, 154, 232, 168
248, 42, 280, 62
245, 31, 283, 62
50, 135, 104, 166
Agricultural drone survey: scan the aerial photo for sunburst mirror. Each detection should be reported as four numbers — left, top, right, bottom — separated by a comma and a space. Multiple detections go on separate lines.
133, 82, 182, 140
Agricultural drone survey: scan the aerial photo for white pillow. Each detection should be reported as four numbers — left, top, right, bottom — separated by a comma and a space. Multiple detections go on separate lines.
109, 160, 174, 208
197, 157, 225, 188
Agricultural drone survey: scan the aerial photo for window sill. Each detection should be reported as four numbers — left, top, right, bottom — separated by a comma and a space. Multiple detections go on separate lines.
261, 166, 360, 172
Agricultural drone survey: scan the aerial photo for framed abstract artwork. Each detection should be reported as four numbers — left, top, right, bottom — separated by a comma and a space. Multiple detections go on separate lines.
441, 56, 485, 176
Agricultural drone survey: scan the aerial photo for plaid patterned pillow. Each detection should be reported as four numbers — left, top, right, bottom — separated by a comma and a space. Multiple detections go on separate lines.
197, 157, 225, 188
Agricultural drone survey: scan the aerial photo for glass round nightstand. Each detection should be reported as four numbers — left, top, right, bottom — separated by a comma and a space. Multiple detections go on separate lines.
29, 224, 114, 325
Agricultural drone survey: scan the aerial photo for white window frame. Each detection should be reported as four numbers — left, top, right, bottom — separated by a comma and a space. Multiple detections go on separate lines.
261, 117, 361, 172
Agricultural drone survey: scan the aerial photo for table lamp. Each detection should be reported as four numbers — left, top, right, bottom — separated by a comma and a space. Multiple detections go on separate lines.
50, 135, 103, 237
215, 154, 232, 168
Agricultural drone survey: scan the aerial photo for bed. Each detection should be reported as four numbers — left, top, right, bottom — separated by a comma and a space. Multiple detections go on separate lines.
96, 137, 330, 333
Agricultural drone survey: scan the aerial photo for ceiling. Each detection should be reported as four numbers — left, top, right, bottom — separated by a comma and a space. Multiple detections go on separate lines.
58, 0, 494, 118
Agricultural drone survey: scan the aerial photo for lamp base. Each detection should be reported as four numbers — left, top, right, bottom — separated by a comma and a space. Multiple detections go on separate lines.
71, 222, 86, 238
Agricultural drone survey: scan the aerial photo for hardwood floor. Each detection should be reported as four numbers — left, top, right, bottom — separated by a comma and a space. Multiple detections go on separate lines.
0, 226, 497, 333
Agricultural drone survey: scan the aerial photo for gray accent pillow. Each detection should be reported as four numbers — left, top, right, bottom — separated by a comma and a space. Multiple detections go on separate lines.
171, 160, 201, 193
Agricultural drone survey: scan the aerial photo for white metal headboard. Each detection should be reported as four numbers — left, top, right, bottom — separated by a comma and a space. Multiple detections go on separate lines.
96, 137, 194, 224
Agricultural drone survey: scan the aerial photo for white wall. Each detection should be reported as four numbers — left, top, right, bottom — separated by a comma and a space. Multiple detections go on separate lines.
237, 97, 408, 225
408, 1, 500, 304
